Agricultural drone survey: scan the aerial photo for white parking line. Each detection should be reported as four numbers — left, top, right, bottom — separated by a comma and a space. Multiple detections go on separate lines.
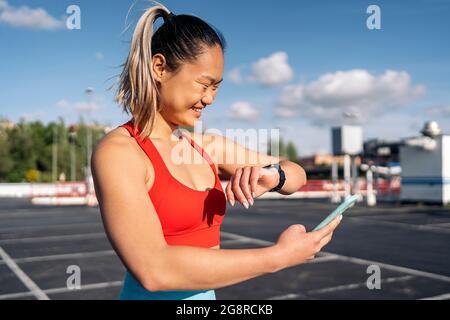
307, 275, 414, 295
0, 210, 84, 219
349, 216, 450, 234
333, 254, 450, 283
266, 275, 414, 300
0, 221, 103, 233
306, 255, 341, 264
45, 280, 123, 295
220, 239, 254, 246
0, 281, 123, 300
266, 293, 299, 300
0, 232, 106, 244
222, 231, 450, 283
0, 250, 116, 265
252, 208, 450, 234
0, 245, 49, 300
420, 293, 450, 300
425, 222, 450, 228
221, 232, 273, 246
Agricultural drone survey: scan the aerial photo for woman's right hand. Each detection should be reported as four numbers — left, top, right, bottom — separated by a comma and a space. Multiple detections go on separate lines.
274, 215, 342, 270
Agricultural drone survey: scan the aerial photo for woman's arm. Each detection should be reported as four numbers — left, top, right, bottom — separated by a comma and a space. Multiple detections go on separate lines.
275, 159, 307, 195
195, 133, 307, 206
91, 136, 338, 292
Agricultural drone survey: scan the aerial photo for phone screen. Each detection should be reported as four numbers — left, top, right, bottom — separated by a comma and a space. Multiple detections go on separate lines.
312, 195, 359, 231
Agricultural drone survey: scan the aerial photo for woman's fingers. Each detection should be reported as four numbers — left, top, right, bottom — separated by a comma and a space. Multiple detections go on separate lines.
312, 215, 342, 242
249, 166, 260, 199
319, 232, 333, 249
232, 168, 249, 208
226, 166, 263, 209
240, 167, 253, 206
225, 175, 235, 206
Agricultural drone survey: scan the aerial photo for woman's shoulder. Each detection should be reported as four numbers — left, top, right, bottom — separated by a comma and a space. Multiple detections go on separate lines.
93, 127, 151, 174
95, 127, 136, 154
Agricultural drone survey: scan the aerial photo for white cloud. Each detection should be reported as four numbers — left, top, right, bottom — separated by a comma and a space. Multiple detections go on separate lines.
56, 99, 70, 109
284, 124, 330, 156
227, 67, 243, 84
275, 69, 426, 126
251, 51, 294, 87
425, 105, 450, 118
281, 112, 433, 157
364, 112, 429, 140
74, 102, 100, 113
55, 99, 102, 114
18, 111, 47, 122
227, 101, 259, 121
0, 0, 64, 30
95, 52, 104, 61
274, 108, 297, 118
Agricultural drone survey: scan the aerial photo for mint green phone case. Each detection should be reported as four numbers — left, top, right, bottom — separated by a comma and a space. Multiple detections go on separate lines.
312, 195, 359, 231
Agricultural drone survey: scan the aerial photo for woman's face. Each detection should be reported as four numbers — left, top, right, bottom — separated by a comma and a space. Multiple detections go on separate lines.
155, 44, 224, 128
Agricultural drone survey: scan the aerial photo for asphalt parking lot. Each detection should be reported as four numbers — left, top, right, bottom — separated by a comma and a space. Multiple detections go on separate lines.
0, 197, 449, 300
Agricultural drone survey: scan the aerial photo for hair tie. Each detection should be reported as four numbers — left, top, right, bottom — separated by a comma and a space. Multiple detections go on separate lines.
163, 12, 176, 23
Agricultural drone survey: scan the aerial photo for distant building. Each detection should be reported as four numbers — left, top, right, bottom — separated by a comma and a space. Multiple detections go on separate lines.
299, 154, 361, 168
0, 119, 15, 130
68, 123, 111, 133
363, 138, 401, 166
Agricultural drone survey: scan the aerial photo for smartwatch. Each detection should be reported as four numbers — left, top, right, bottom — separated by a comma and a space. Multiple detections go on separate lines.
263, 163, 286, 192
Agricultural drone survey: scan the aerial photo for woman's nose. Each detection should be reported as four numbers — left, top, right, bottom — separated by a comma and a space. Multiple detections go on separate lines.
201, 93, 214, 106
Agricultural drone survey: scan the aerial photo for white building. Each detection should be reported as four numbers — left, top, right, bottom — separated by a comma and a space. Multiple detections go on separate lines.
400, 122, 450, 204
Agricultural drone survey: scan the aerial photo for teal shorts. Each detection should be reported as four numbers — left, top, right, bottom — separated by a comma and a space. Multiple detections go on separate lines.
119, 271, 216, 300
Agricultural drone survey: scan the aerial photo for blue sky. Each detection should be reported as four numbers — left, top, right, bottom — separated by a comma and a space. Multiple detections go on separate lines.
1, 0, 449, 155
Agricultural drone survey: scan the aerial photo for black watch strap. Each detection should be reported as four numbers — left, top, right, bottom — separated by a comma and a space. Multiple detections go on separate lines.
263, 163, 286, 192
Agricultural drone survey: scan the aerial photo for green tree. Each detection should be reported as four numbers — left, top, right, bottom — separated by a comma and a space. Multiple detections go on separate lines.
267, 136, 287, 158
0, 116, 116, 182
0, 127, 13, 181
286, 141, 298, 162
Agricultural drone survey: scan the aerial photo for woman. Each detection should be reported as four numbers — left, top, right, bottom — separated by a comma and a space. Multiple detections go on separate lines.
91, 2, 342, 300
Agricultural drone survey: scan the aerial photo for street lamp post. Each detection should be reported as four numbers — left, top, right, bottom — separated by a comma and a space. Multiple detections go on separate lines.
52, 125, 58, 182
84, 87, 94, 180
68, 125, 77, 181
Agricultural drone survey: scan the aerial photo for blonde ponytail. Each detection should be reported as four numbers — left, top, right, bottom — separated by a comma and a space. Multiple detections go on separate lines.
115, 2, 170, 141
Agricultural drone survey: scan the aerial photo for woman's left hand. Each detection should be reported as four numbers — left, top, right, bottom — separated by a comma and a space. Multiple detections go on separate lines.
225, 166, 279, 208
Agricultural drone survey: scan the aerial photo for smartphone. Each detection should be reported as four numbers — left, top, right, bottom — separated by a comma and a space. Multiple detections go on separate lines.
312, 194, 360, 231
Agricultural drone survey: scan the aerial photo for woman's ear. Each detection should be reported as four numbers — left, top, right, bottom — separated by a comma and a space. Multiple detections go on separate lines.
151, 54, 167, 83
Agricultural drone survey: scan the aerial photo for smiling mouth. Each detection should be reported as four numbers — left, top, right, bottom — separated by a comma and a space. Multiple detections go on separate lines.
190, 107, 203, 113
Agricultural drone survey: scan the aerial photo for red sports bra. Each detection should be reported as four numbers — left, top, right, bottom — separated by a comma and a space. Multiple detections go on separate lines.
119, 120, 226, 248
